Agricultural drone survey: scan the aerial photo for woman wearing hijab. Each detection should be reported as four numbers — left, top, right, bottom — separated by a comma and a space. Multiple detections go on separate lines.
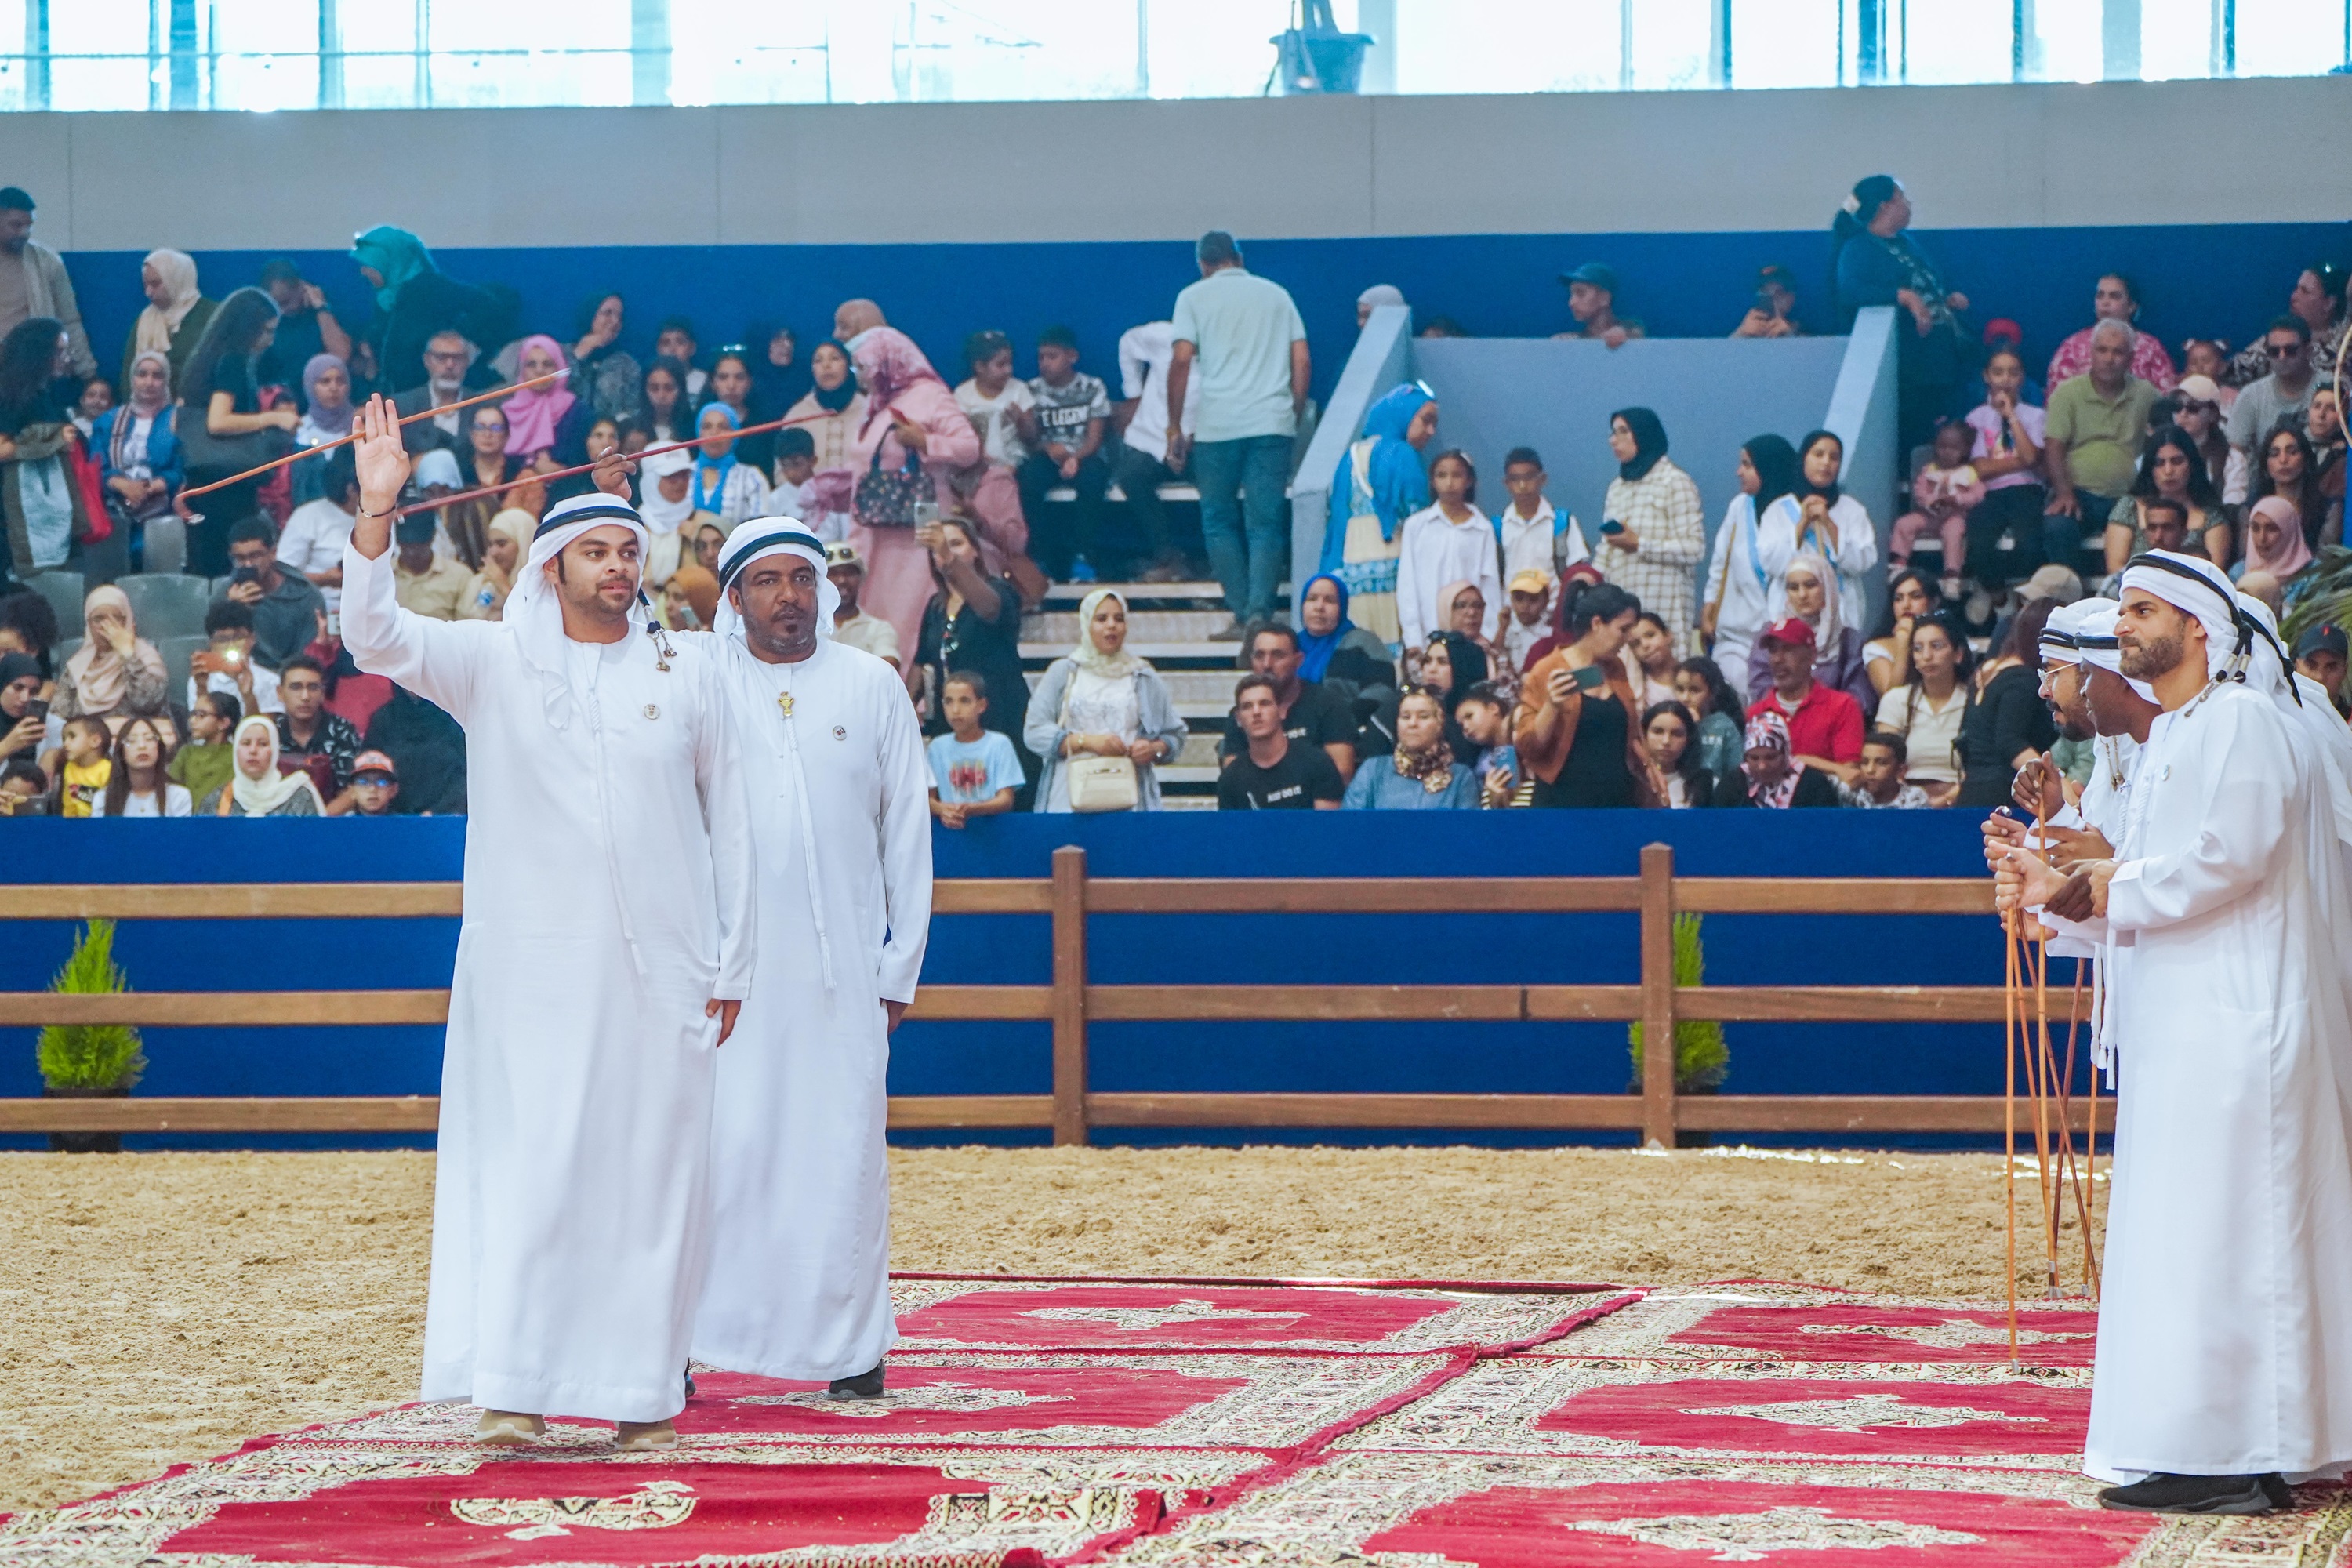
2234, 495, 2319, 610
1598, 407, 1706, 655
122, 249, 217, 396
1418, 626, 1489, 764
842, 328, 982, 662
499, 335, 577, 466
1757, 428, 1878, 634
745, 321, 811, 430
1341, 685, 1478, 809
1297, 573, 1397, 715
457, 508, 534, 622
93, 349, 185, 543
568, 292, 643, 426
1747, 550, 1875, 713
1320, 382, 1436, 648
1713, 710, 1839, 808
786, 340, 867, 470
1023, 586, 1185, 814
350, 225, 512, 395
690, 403, 773, 527
1356, 285, 1408, 328
661, 562, 720, 633
1700, 432, 1798, 702
1830, 175, 1971, 455
53, 584, 168, 728
201, 713, 325, 816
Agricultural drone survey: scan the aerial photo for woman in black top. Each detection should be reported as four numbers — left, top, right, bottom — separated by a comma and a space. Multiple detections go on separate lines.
179, 287, 296, 577
913, 515, 1037, 804
1954, 597, 2059, 808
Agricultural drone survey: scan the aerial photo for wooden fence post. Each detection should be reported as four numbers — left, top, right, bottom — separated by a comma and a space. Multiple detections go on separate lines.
1639, 842, 1678, 1149
1050, 845, 1090, 1147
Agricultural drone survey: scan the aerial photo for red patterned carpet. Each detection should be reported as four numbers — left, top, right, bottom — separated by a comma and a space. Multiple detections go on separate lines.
5, 1277, 2348, 1566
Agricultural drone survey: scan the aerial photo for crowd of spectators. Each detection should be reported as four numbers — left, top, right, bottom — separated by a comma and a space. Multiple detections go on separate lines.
0, 175, 2347, 819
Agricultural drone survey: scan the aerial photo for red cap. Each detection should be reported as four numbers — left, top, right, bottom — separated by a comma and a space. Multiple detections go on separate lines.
1759, 618, 1817, 649
351, 750, 398, 779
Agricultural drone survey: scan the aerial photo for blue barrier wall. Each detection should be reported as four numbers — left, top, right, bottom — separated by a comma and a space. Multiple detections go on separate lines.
0, 814, 2051, 1152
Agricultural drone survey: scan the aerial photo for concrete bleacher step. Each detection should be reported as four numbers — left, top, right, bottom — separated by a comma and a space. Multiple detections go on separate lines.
1024, 666, 1245, 705
1024, 608, 1236, 646
1037, 580, 1285, 606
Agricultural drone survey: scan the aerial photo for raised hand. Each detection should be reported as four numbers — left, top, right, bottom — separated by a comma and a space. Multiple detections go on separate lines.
350, 394, 411, 560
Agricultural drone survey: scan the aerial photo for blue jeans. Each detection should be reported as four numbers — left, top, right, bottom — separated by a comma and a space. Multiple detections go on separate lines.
1191, 434, 1291, 623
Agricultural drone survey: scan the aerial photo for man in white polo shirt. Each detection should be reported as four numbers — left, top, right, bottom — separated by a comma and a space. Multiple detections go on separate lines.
1165, 231, 1309, 637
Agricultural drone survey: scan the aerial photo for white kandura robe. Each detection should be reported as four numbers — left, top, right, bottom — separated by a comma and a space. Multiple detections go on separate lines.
691, 635, 933, 1381
2080, 683, 2352, 1483
340, 543, 757, 1425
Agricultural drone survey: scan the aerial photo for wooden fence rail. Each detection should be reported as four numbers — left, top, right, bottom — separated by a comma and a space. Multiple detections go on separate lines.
1, 844, 2027, 1145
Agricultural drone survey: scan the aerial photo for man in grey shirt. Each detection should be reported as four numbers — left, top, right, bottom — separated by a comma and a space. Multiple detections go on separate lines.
2227, 314, 2320, 467
1165, 231, 1310, 636
0, 187, 97, 382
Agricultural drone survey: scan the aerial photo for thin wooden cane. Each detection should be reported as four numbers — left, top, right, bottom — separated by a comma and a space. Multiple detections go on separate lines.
178, 370, 569, 500
2058, 968, 2101, 1297
390, 411, 828, 521
2003, 911, 2022, 1366
2029, 937, 2063, 1296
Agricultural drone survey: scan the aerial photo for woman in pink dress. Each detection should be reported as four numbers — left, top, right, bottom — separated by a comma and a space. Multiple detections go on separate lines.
840, 328, 983, 659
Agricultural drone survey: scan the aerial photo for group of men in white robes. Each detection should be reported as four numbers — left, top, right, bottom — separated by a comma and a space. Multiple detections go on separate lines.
342, 395, 931, 1450
1997, 550, 2352, 1515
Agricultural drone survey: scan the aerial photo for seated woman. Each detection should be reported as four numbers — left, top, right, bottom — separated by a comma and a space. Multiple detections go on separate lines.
2105, 425, 2228, 572
289, 352, 353, 505
1024, 588, 1185, 813
2234, 495, 2319, 612
1861, 569, 1943, 698
1298, 573, 1399, 720
93, 350, 185, 547
1715, 711, 1839, 808
457, 510, 533, 622
1342, 686, 1479, 808
1642, 699, 1715, 808
1871, 612, 1972, 805
91, 714, 190, 816
53, 586, 169, 731
636, 356, 696, 448
201, 713, 325, 816
1748, 554, 1875, 713
1953, 598, 2057, 809
500, 335, 576, 467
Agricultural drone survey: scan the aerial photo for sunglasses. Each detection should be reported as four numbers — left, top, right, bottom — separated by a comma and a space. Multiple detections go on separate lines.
2267, 340, 2306, 356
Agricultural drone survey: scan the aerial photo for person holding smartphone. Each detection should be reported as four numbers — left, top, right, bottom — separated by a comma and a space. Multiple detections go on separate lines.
0, 652, 45, 769
1512, 579, 1663, 808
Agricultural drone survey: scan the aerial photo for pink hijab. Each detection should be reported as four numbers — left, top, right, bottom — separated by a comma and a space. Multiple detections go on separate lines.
852, 328, 947, 439
500, 336, 576, 459
2244, 495, 2314, 579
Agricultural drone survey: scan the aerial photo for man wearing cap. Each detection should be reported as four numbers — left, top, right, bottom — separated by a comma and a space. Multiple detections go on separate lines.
688, 517, 931, 1400
2296, 622, 2349, 717
2002, 550, 2352, 1515
390, 510, 475, 621
1746, 617, 1864, 771
824, 543, 900, 669
347, 750, 401, 817
1553, 263, 1642, 350
0, 187, 96, 379
343, 395, 757, 1452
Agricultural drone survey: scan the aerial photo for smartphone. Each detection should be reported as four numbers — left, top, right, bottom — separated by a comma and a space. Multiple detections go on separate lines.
24, 699, 48, 724
1599, 519, 1625, 536
1572, 663, 1607, 692
229, 564, 261, 587
1754, 289, 1778, 317
219, 644, 246, 672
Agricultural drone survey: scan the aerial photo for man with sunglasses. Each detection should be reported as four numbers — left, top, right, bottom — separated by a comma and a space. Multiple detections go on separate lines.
2227, 314, 2320, 464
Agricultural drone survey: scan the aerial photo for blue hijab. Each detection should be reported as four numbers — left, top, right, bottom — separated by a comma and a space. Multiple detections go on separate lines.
1297, 573, 1357, 683
1321, 382, 1434, 573
350, 225, 434, 313
691, 402, 740, 512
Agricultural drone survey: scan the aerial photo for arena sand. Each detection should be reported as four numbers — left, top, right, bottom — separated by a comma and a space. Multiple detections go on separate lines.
0, 1144, 2094, 1511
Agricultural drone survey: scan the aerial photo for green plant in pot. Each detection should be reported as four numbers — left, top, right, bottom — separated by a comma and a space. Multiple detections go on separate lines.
38, 919, 147, 1154
1628, 913, 1728, 1147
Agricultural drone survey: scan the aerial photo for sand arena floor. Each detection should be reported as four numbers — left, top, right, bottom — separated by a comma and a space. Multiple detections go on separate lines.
0, 1144, 2096, 1512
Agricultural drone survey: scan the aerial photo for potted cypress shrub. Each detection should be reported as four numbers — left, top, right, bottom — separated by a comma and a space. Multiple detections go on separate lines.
1628, 913, 1728, 1147
38, 919, 147, 1154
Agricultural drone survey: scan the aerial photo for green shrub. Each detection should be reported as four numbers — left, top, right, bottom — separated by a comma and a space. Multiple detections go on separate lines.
37, 920, 147, 1092
1628, 912, 1729, 1093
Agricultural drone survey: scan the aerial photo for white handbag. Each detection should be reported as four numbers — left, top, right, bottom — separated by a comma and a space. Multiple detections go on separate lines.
1059, 666, 1142, 814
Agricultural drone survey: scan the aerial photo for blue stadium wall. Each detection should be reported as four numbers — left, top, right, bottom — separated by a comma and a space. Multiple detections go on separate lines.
1, 815, 2044, 1152
18, 77, 2350, 408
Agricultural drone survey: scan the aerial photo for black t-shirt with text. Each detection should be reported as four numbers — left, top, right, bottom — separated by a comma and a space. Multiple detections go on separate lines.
1218, 680, 1356, 763
1217, 739, 1345, 810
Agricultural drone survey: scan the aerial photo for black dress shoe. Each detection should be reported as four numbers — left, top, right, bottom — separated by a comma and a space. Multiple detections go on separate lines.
2096, 1472, 2281, 1515
828, 1362, 885, 1400
684, 1366, 698, 1400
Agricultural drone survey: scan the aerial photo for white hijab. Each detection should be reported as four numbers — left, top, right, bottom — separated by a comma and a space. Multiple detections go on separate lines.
133, 249, 201, 354
504, 492, 654, 731
229, 714, 326, 816
637, 446, 697, 533
1773, 550, 1842, 648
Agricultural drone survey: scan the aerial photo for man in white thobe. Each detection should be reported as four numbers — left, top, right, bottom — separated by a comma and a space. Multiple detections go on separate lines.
343, 399, 757, 1450
2003, 550, 2352, 1513
688, 518, 931, 1396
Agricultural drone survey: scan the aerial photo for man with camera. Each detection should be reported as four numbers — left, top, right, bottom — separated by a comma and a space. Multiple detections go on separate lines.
188, 600, 282, 716
213, 516, 326, 670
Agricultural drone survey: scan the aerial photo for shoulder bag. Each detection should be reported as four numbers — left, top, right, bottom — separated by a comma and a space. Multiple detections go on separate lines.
1058, 663, 1140, 814
855, 441, 927, 527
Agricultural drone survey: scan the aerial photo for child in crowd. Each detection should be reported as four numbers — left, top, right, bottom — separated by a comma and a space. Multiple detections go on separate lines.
1501, 570, 1551, 677
1837, 731, 1930, 808
1673, 657, 1748, 781
1621, 610, 1680, 709
0, 757, 46, 815
1497, 447, 1588, 591
1396, 450, 1501, 652
2180, 338, 2237, 410
1453, 681, 1521, 808
350, 750, 401, 817
73, 377, 113, 438
954, 331, 1036, 472
1889, 420, 1983, 599
768, 427, 824, 535
56, 716, 111, 818
169, 691, 240, 807
1962, 347, 2048, 601
1018, 325, 1113, 583
655, 317, 706, 400
926, 672, 1022, 829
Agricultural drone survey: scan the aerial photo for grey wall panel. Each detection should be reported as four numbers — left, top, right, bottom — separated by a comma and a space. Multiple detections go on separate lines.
20, 73, 2348, 254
